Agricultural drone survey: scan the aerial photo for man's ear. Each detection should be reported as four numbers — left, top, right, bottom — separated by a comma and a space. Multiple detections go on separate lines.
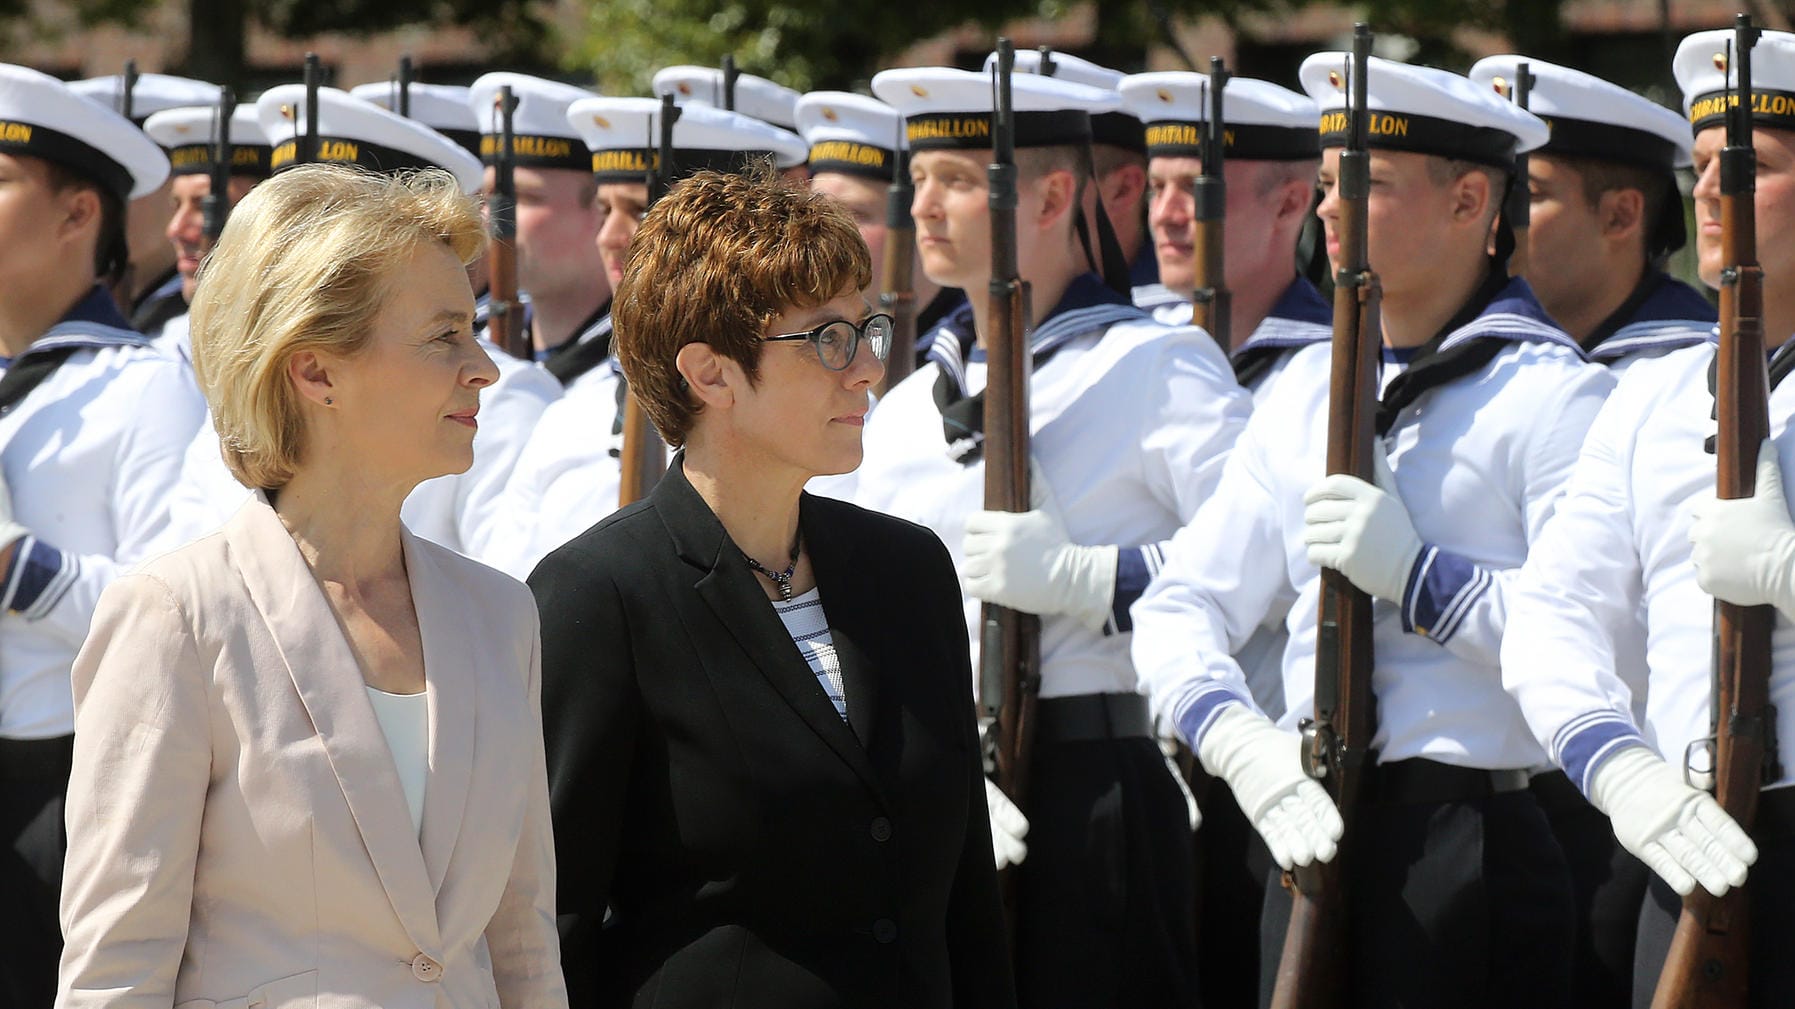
1599, 187, 1646, 244
1031, 167, 1080, 237
55, 185, 102, 246
676, 342, 735, 412
1101, 162, 1147, 217
1450, 167, 1494, 227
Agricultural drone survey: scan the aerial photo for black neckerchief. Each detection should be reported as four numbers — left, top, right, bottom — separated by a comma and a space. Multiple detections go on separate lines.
0, 347, 79, 418
1374, 264, 1514, 437
544, 299, 613, 387
1704, 337, 1795, 454
1581, 271, 1665, 354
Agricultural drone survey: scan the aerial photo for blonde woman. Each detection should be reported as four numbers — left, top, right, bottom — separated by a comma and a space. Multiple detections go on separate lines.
56, 165, 565, 1009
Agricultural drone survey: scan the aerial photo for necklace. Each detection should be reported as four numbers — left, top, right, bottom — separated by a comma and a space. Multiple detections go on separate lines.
743, 533, 802, 601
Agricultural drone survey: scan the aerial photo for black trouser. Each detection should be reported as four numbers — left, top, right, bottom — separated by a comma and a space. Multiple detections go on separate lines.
1633, 785, 1795, 1008
0, 735, 74, 1009
1013, 695, 1200, 1009
1194, 774, 1271, 1009
1258, 759, 1575, 1009
1531, 770, 1646, 1009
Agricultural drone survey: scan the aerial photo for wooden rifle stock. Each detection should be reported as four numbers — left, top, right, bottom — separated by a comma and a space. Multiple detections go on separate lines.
975, 43, 1043, 923
1271, 27, 1381, 1009
877, 137, 918, 395
488, 86, 530, 361
1652, 17, 1777, 1007
617, 96, 680, 508
1193, 57, 1231, 351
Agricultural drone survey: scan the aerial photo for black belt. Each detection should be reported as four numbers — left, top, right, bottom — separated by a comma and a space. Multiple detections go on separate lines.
1034, 692, 1152, 744
0, 735, 73, 781
1362, 757, 1530, 807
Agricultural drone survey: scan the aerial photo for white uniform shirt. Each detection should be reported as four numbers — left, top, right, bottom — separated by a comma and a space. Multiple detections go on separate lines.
0, 288, 206, 738
1504, 339, 1795, 793
855, 275, 1252, 699
152, 310, 192, 369
166, 337, 560, 559
1132, 278, 1615, 769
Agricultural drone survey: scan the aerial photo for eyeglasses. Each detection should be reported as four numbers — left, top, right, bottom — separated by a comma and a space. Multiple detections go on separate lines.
763, 313, 894, 371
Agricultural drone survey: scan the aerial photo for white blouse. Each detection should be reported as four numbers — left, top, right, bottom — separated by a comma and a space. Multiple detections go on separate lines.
365, 685, 429, 834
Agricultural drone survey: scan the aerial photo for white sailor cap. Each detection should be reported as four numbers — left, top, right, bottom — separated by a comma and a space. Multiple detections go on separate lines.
70, 72, 215, 126
467, 73, 597, 173
983, 48, 1144, 151
567, 96, 810, 183
1298, 54, 1549, 168
795, 91, 902, 181
0, 64, 168, 199
870, 67, 1119, 152
652, 65, 801, 130
144, 104, 274, 177
1675, 28, 1795, 134
350, 81, 482, 160
1118, 71, 1319, 161
1469, 57, 1691, 169
256, 85, 484, 193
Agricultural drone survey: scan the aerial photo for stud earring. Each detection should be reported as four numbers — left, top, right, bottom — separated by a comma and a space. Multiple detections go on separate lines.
324, 396, 334, 405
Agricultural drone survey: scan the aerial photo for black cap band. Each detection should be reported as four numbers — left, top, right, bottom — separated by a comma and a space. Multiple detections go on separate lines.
1688, 88, 1795, 133
905, 109, 1092, 151
1091, 111, 1145, 153
590, 146, 779, 185
1536, 115, 1680, 171
479, 132, 589, 172
1145, 119, 1320, 161
271, 135, 442, 175
440, 128, 483, 162
1319, 108, 1518, 169
0, 120, 133, 201
168, 143, 274, 177
807, 139, 895, 180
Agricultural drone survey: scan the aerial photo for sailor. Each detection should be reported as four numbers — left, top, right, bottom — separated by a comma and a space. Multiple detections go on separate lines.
466, 73, 609, 385
166, 85, 558, 561
1468, 56, 1715, 373
1461, 53, 1718, 1009
480, 98, 809, 580
1502, 28, 1795, 1007
0, 64, 201, 1005
794, 89, 963, 356
141, 100, 273, 365
1119, 69, 1329, 402
1132, 55, 1614, 1007
856, 64, 1252, 1008
351, 78, 484, 161
71, 71, 217, 337
992, 48, 1155, 289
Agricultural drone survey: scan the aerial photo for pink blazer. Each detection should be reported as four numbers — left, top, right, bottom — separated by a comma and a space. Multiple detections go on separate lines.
57, 496, 566, 1009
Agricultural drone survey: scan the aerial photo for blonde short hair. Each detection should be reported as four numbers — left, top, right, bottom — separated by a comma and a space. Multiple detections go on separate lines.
188, 165, 486, 490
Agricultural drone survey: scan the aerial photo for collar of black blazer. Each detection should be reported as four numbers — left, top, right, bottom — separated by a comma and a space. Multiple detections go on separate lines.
651, 452, 863, 581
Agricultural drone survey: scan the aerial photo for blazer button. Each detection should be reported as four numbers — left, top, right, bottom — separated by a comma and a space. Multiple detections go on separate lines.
869, 816, 892, 842
411, 953, 443, 982
873, 918, 898, 944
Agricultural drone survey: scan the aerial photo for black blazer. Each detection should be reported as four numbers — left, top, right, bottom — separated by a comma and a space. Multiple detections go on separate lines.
530, 459, 1015, 1009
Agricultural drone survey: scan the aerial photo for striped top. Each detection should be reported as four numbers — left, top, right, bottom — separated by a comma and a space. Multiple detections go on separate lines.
773, 588, 847, 721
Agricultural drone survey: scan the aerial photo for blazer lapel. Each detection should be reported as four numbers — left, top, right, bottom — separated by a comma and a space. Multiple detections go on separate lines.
801, 494, 881, 750
655, 461, 884, 797
404, 529, 475, 896
224, 497, 443, 954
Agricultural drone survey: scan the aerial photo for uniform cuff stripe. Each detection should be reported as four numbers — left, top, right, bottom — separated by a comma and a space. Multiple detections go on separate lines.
10, 537, 74, 618
1110, 545, 1160, 635
1553, 710, 1648, 798
1174, 682, 1247, 752
1402, 544, 1488, 644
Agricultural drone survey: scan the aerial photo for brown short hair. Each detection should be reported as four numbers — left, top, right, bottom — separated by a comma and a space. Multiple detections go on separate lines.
613, 165, 871, 447
188, 165, 486, 490
39, 159, 126, 284
1550, 153, 1673, 260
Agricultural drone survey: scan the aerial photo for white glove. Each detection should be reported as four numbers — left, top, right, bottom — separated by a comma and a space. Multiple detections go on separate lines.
1196, 704, 1342, 870
1587, 745, 1757, 897
0, 464, 25, 556
1303, 447, 1423, 603
984, 777, 1030, 869
1689, 439, 1795, 622
962, 474, 1117, 630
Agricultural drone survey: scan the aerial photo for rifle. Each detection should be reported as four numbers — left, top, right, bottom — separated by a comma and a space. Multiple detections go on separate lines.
202, 87, 236, 245
1271, 24, 1381, 1009
396, 54, 413, 118
1193, 57, 1231, 350
1504, 63, 1535, 277
976, 37, 1043, 912
487, 85, 530, 361
1652, 16, 1777, 1006
303, 54, 321, 166
721, 54, 739, 112
119, 60, 138, 121
617, 96, 679, 508
876, 121, 918, 394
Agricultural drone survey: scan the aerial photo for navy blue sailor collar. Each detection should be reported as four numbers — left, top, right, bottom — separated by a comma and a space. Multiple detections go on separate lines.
21, 284, 148, 363
926, 272, 1150, 393
1583, 271, 1718, 363
1234, 275, 1332, 359
1436, 273, 1585, 356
